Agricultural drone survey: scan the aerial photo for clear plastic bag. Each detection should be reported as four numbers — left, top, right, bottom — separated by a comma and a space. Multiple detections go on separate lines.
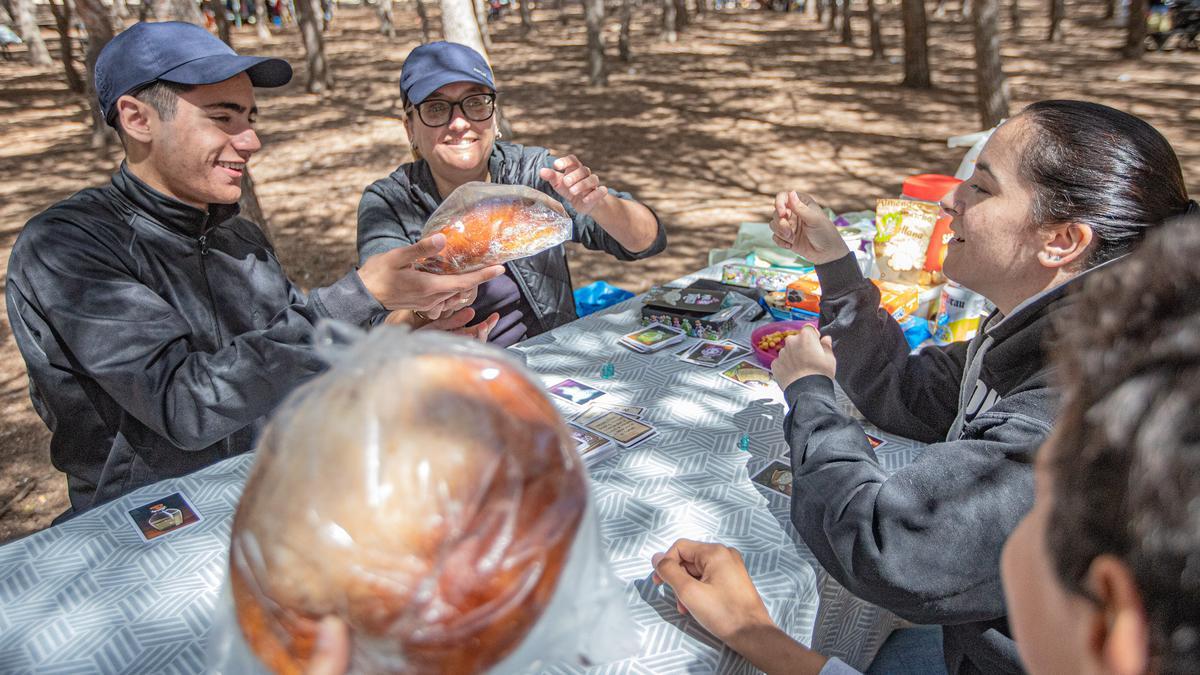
207, 324, 636, 674
414, 182, 573, 274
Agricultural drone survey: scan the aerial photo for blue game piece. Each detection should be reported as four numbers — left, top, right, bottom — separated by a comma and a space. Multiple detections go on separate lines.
738, 434, 751, 451
601, 362, 615, 379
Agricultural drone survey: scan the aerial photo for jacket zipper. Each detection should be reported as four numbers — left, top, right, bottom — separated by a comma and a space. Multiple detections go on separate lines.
197, 230, 234, 456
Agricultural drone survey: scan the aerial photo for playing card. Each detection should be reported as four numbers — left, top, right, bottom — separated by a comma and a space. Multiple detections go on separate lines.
719, 359, 774, 389
722, 341, 752, 362
546, 378, 607, 406
568, 424, 612, 457
582, 411, 658, 448
678, 340, 738, 367
573, 403, 646, 426
619, 323, 686, 353
751, 461, 793, 497
127, 492, 202, 542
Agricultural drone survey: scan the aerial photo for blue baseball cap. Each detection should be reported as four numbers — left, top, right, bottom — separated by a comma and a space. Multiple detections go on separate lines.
96, 21, 292, 128
400, 41, 495, 107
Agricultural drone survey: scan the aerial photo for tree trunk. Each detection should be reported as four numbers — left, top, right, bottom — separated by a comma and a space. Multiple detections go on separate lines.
441, 0, 489, 55
254, 0, 271, 38
415, 0, 431, 42
584, 0, 606, 84
840, 0, 853, 44
110, 0, 128, 22
673, 0, 688, 29
15, 0, 52, 65
208, 0, 233, 45
520, 0, 534, 36
1123, 0, 1145, 57
473, 0, 492, 50
867, 0, 884, 59
295, 0, 332, 92
816, 0, 825, 23
1103, 0, 1114, 19
619, 0, 632, 60
696, 0, 706, 16
165, 0, 203, 22
972, 0, 1008, 128
74, 0, 117, 149
827, 0, 837, 31
378, 0, 395, 36
47, 0, 85, 92
960, 0, 971, 18
1046, 0, 1063, 40
901, 0, 931, 87
1009, 0, 1020, 30
660, 0, 676, 41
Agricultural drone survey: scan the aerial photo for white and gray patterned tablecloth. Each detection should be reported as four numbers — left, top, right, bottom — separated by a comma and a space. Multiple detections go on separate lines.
0, 268, 927, 674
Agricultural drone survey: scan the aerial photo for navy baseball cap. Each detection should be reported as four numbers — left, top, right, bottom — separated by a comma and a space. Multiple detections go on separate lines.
400, 41, 495, 107
96, 21, 292, 127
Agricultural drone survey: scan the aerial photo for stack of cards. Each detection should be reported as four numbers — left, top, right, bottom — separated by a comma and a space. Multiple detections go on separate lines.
565, 403, 657, 464
676, 339, 752, 368
619, 323, 687, 353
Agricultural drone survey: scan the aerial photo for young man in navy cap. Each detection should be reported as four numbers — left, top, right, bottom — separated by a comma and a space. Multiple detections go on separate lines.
357, 41, 666, 347
6, 22, 504, 518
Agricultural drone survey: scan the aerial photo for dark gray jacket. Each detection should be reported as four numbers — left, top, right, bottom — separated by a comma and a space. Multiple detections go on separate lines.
357, 141, 666, 335
6, 165, 382, 517
783, 253, 1093, 674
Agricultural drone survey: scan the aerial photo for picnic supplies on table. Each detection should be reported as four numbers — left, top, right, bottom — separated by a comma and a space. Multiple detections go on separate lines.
209, 326, 635, 675
414, 182, 572, 274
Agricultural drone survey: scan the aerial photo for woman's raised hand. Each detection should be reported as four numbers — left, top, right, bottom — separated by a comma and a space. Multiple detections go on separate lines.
769, 191, 851, 266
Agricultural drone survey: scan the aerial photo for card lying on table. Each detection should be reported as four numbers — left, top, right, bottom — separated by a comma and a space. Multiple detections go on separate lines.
580, 411, 658, 448
678, 339, 740, 367
127, 492, 202, 542
619, 323, 686, 353
573, 403, 647, 426
719, 359, 774, 389
568, 424, 618, 465
751, 461, 793, 497
546, 378, 608, 406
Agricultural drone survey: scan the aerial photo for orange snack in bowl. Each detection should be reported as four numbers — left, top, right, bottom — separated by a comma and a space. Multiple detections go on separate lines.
415, 183, 572, 274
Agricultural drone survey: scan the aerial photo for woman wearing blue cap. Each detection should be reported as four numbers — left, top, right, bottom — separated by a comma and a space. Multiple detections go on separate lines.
357, 41, 667, 347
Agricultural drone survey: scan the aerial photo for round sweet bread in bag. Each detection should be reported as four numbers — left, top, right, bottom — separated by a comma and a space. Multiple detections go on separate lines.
416, 195, 570, 274
229, 351, 587, 674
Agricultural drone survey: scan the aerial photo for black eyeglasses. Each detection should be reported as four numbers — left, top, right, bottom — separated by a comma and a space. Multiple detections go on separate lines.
407, 93, 496, 127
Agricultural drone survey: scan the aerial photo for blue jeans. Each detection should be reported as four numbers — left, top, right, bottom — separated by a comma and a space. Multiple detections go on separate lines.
864, 626, 948, 675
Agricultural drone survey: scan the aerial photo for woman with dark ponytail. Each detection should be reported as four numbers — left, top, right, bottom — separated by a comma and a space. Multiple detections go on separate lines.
650, 101, 1195, 675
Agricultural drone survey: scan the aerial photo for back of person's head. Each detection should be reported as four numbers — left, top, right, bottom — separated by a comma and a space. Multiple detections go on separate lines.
1049, 212, 1200, 673
1016, 100, 1193, 268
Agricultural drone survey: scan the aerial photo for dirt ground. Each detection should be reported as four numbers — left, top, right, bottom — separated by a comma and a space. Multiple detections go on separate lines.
1, 0, 1198, 542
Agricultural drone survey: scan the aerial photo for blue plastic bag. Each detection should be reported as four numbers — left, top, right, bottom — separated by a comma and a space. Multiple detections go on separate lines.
574, 281, 634, 317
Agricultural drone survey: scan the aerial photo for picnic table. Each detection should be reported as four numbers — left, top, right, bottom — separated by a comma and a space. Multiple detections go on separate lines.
0, 266, 926, 674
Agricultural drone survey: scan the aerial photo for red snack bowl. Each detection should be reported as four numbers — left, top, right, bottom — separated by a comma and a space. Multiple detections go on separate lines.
751, 319, 820, 368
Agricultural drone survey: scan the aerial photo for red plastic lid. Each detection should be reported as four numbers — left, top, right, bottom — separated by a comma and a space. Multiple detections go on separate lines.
902, 174, 962, 203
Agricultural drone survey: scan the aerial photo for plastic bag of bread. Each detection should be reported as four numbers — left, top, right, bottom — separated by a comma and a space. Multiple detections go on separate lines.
207, 325, 636, 674
414, 182, 573, 274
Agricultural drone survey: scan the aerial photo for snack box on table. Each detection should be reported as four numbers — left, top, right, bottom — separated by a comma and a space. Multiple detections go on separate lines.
640, 285, 759, 340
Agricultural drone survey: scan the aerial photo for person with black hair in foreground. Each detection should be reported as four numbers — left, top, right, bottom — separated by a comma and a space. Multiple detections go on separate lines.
649, 209, 1200, 675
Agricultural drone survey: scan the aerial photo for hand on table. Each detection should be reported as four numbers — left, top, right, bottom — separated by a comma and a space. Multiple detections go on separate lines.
358, 234, 505, 312
651, 539, 777, 644
651, 540, 831, 675
539, 154, 609, 216
771, 325, 836, 390
769, 191, 850, 265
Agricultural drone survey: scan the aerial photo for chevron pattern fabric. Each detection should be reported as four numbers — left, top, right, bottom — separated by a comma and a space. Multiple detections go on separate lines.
0, 268, 926, 674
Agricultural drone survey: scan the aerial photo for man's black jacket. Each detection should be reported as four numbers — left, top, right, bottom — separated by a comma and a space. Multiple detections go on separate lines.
357, 141, 667, 336
7, 165, 381, 516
